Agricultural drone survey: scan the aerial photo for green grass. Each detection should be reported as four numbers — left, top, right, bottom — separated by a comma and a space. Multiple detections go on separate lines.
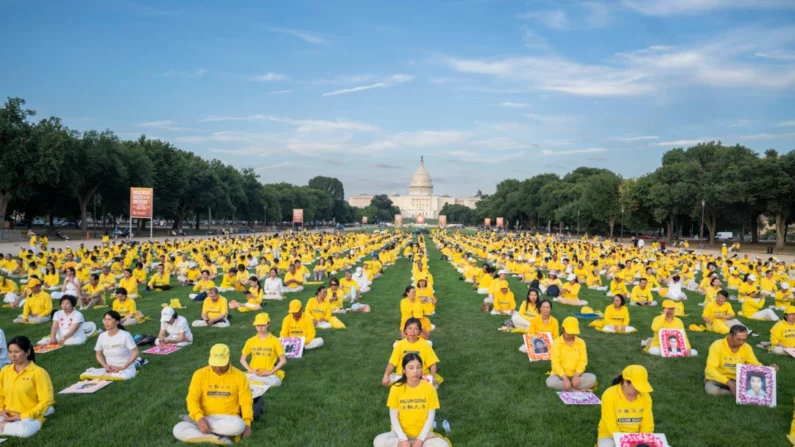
1, 235, 793, 446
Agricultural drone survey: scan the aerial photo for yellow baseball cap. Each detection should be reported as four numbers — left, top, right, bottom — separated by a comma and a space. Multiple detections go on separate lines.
662, 299, 676, 309
562, 316, 580, 335
622, 364, 653, 393
498, 280, 510, 289
28, 278, 41, 287
580, 306, 594, 315
785, 306, 795, 315
288, 299, 302, 313
208, 344, 230, 367
253, 313, 271, 326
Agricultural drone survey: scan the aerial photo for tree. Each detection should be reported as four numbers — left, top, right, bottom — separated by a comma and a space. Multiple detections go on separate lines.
754, 150, 795, 249
440, 203, 474, 225
308, 176, 345, 202
582, 172, 622, 238
0, 98, 67, 225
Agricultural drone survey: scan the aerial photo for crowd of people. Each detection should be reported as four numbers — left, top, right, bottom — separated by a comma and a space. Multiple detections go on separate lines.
435, 230, 792, 446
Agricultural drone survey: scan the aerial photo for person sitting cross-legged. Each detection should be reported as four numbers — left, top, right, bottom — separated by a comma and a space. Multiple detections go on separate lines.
280, 300, 324, 350
172, 344, 253, 445
546, 317, 597, 391
704, 324, 779, 397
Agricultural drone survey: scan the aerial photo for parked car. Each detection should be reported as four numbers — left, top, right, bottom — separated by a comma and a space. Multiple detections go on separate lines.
716, 232, 734, 241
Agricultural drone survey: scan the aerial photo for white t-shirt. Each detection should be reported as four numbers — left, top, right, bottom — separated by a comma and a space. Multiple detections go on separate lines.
264, 277, 284, 295
0, 330, 9, 367
63, 277, 80, 295
160, 315, 192, 341
95, 330, 137, 368
53, 310, 86, 342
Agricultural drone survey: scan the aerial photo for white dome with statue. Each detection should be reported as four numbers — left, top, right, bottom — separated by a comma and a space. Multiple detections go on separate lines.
409, 156, 433, 196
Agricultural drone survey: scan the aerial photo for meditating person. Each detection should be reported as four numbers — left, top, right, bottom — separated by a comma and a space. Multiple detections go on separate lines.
79, 274, 105, 309
241, 313, 287, 387
340, 270, 361, 303
172, 344, 252, 444
511, 288, 541, 332
145, 263, 172, 292
112, 288, 143, 326
42, 262, 59, 290
738, 274, 759, 303
645, 300, 698, 357
554, 274, 586, 306
263, 268, 284, 300
416, 278, 437, 316
770, 306, 795, 355
518, 300, 560, 353
353, 266, 371, 293
188, 270, 215, 302
80, 311, 139, 381
51, 267, 80, 302
282, 264, 304, 293
312, 258, 328, 281
546, 317, 597, 391
596, 365, 654, 447
373, 353, 449, 447
592, 295, 636, 333
400, 286, 431, 338
13, 279, 51, 325
306, 286, 345, 329
280, 300, 324, 350
157, 307, 193, 347
328, 278, 347, 314
606, 276, 629, 298
701, 290, 742, 335
117, 269, 139, 299
229, 277, 264, 312
628, 278, 656, 307
37, 295, 96, 346
0, 336, 55, 438
218, 268, 239, 293
740, 288, 780, 322
491, 281, 516, 316
382, 318, 442, 387
192, 288, 230, 328
705, 325, 778, 396
701, 276, 722, 307
660, 274, 687, 301
0, 276, 20, 307
774, 282, 793, 311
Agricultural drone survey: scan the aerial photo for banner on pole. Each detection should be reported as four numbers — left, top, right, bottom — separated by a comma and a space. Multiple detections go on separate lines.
416, 214, 425, 225
362, 216, 368, 224
438, 215, 447, 227
485, 218, 491, 227
292, 209, 304, 223
130, 188, 153, 219
496, 217, 504, 228
395, 214, 403, 226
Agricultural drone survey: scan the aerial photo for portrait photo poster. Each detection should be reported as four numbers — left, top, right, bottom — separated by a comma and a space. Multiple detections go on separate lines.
523, 332, 553, 361
736, 364, 776, 408
658, 328, 688, 358
280, 337, 306, 359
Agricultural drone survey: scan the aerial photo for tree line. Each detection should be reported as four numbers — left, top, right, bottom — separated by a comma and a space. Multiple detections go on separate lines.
0, 97, 363, 232
449, 143, 795, 249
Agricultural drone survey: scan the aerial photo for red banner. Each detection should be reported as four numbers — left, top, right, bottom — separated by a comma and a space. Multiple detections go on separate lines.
292, 209, 304, 223
130, 188, 153, 218
416, 214, 425, 225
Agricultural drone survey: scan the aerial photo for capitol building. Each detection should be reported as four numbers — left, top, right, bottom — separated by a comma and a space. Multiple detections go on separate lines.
348, 157, 480, 219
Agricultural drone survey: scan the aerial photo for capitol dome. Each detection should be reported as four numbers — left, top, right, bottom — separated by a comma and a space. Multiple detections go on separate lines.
409, 156, 433, 196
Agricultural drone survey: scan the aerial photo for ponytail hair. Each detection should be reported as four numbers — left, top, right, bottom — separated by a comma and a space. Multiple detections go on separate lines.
393, 352, 423, 387
611, 374, 624, 387
8, 336, 35, 363
104, 310, 126, 332
403, 286, 415, 297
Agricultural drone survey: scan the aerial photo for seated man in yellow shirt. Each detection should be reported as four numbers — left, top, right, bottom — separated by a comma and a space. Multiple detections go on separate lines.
546, 317, 597, 391
705, 325, 778, 396
280, 300, 323, 350
173, 344, 253, 444
770, 306, 795, 355
629, 278, 657, 307
191, 288, 230, 328
13, 279, 52, 324
339, 270, 360, 303
282, 265, 304, 293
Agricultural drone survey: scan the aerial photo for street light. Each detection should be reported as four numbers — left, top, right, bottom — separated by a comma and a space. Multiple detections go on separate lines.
699, 199, 705, 242
577, 210, 580, 236
621, 207, 625, 242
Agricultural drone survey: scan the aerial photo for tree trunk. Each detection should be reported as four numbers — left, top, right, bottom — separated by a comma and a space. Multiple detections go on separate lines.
751, 215, 759, 243
194, 212, 200, 230
79, 199, 89, 235
0, 191, 9, 229
708, 214, 717, 246
608, 217, 616, 238
776, 214, 786, 250
666, 217, 673, 244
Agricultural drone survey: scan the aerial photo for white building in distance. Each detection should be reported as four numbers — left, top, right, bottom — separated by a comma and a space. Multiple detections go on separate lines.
348, 156, 480, 219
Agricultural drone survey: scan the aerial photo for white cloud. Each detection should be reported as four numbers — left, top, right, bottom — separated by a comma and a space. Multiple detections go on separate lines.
775, 120, 795, 127
654, 139, 713, 147
322, 74, 414, 97
159, 69, 207, 78
623, 0, 795, 16
541, 148, 608, 155
263, 26, 323, 44
257, 161, 292, 170
361, 130, 468, 152
445, 150, 526, 164
267, 90, 293, 95
497, 102, 530, 108
241, 72, 288, 82
520, 27, 550, 51
606, 135, 659, 141
136, 120, 184, 131
583, 2, 613, 28
517, 9, 569, 30
756, 51, 795, 61
736, 131, 795, 141
198, 114, 379, 133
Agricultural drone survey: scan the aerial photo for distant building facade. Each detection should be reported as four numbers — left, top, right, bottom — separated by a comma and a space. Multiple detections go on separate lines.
347, 157, 479, 219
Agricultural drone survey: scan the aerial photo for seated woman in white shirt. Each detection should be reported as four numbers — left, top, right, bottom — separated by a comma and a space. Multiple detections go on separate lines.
79, 310, 139, 381
661, 274, 687, 301
157, 307, 193, 347
51, 267, 81, 301
263, 268, 284, 300
37, 295, 96, 346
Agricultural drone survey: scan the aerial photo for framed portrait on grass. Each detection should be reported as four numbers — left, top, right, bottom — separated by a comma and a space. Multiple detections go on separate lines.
613, 433, 668, 447
658, 328, 687, 358
280, 337, 306, 359
736, 364, 776, 407
523, 332, 552, 361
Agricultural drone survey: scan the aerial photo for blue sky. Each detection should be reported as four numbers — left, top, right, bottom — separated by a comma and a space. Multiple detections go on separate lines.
2, 0, 795, 198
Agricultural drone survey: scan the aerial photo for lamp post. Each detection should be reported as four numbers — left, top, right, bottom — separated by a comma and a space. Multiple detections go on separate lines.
700, 199, 705, 242
621, 207, 625, 242
577, 210, 580, 236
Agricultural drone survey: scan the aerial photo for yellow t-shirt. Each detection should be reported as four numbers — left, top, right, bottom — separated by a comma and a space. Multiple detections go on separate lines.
770, 320, 795, 348
112, 298, 136, 317
517, 301, 539, 321
529, 315, 560, 338
305, 297, 331, 322
550, 336, 588, 377
604, 305, 630, 326
648, 315, 690, 350
630, 286, 654, 304
386, 381, 440, 439
119, 277, 138, 296
22, 291, 52, 319
242, 333, 285, 379
597, 384, 654, 439
702, 301, 735, 321
279, 314, 316, 343
202, 297, 228, 320
705, 338, 760, 384
187, 366, 253, 426
0, 362, 55, 423
388, 338, 439, 376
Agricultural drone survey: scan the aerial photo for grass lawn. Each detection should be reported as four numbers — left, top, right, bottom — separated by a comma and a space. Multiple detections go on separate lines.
1, 233, 792, 446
